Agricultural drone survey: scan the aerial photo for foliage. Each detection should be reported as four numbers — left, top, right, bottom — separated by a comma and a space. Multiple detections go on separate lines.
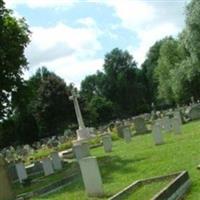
155, 37, 183, 104
141, 40, 164, 104
0, 0, 30, 119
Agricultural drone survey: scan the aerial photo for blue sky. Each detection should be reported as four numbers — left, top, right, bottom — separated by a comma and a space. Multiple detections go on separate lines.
5, 0, 187, 87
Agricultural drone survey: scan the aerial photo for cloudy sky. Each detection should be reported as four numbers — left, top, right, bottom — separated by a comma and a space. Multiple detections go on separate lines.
5, 0, 187, 87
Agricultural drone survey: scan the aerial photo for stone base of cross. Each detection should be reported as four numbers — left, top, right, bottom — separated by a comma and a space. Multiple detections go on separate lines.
76, 127, 91, 142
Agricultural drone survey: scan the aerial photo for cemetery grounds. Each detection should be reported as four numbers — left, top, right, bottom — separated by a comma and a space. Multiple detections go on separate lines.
16, 120, 200, 200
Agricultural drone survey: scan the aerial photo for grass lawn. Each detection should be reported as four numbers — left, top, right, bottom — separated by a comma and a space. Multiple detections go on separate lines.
32, 120, 200, 200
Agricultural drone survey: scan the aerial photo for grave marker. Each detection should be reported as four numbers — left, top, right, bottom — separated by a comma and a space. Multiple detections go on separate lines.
42, 158, 54, 176
15, 162, 28, 183
102, 134, 112, 153
51, 152, 62, 171
79, 156, 104, 197
152, 122, 164, 145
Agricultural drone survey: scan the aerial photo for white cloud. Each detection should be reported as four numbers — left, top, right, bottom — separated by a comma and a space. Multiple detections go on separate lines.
102, 0, 155, 31
102, 0, 185, 66
5, 0, 76, 9
24, 19, 102, 87
128, 23, 181, 66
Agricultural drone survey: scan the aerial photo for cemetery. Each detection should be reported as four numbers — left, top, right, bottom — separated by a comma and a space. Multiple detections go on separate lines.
1, 0, 200, 200
1, 102, 200, 199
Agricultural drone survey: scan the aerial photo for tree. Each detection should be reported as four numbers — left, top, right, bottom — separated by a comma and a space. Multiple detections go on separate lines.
154, 37, 183, 104
102, 48, 147, 116
0, 0, 30, 119
33, 69, 75, 137
141, 40, 164, 104
178, 0, 200, 101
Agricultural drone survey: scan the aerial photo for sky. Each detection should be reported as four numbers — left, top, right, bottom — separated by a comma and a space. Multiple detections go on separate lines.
5, 0, 188, 87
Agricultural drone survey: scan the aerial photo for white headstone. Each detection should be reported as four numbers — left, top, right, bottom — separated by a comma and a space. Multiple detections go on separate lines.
172, 117, 181, 134
152, 122, 164, 145
51, 152, 62, 171
174, 111, 182, 125
73, 142, 90, 161
102, 134, 112, 153
122, 127, 132, 143
41, 158, 54, 176
162, 117, 171, 133
79, 156, 104, 197
15, 162, 27, 183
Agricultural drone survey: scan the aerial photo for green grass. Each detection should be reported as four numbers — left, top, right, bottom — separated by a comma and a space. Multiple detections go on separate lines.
123, 179, 172, 199
14, 162, 78, 194
32, 120, 200, 200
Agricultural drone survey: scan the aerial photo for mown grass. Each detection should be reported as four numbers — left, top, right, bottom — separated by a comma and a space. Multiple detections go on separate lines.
32, 120, 200, 200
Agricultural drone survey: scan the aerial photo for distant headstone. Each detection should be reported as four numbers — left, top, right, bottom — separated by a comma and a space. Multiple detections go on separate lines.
0, 156, 15, 200
172, 117, 181, 134
152, 122, 164, 145
133, 117, 148, 134
73, 142, 91, 161
51, 152, 62, 171
116, 124, 124, 138
188, 104, 200, 120
79, 156, 104, 197
122, 127, 132, 143
41, 158, 54, 176
15, 162, 28, 183
162, 117, 171, 133
102, 134, 112, 153
174, 111, 182, 125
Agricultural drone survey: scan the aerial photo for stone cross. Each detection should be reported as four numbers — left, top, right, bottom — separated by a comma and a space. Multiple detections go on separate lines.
69, 86, 90, 141
69, 87, 85, 129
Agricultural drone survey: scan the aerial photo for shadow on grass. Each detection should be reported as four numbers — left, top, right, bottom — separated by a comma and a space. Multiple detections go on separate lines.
97, 155, 147, 183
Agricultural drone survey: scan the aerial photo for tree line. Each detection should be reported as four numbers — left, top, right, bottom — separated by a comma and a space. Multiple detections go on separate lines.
0, 0, 200, 147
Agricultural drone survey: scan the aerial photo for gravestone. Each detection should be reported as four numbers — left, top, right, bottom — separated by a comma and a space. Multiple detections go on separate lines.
162, 116, 171, 133
79, 156, 104, 197
174, 111, 182, 125
122, 127, 132, 143
172, 117, 181, 134
152, 122, 164, 145
0, 156, 15, 200
188, 104, 200, 120
73, 142, 91, 161
133, 117, 148, 134
41, 158, 54, 176
102, 134, 112, 153
51, 152, 62, 171
116, 124, 124, 138
15, 162, 28, 183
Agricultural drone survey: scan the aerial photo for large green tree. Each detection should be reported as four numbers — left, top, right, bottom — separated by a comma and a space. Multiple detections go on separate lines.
178, 0, 200, 101
103, 48, 147, 116
141, 40, 164, 104
154, 37, 183, 104
33, 68, 75, 137
0, 0, 30, 119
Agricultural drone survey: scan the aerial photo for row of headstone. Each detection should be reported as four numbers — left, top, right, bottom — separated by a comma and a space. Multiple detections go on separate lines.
10, 151, 63, 184
152, 116, 182, 145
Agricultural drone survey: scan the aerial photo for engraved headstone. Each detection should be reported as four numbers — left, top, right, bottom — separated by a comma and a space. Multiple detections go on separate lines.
152, 121, 164, 145
41, 158, 54, 176
102, 134, 112, 153
15, 162, 28, 183
133, 117, 148, 134
79, 156, 104, 197
51, 152, 62, 170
